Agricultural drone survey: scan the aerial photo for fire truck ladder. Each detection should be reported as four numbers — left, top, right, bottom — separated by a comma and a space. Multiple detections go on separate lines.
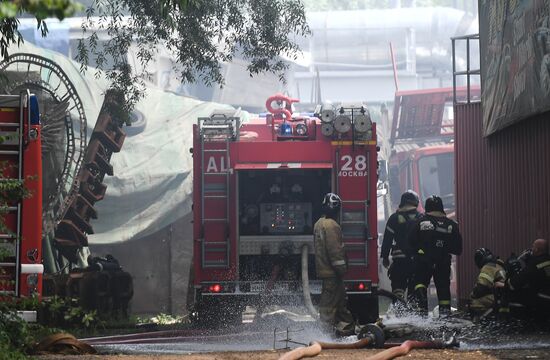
198, 112, 240, 268
340, 199, 369, 266
0, 92, 27, 296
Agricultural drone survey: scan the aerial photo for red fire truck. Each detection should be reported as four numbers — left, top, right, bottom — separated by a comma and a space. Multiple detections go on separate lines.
379, 86, 480, 301
386, 86, 480, 215
0, 91, 43, 303
191, 94, 379, 325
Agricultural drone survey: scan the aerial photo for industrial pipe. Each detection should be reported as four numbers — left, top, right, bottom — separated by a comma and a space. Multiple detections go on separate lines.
301, 244, 318, 319
265, 93, 298, 122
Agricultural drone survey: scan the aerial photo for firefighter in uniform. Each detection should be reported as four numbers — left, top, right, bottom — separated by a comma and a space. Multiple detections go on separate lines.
409, 195, 462, 317
381, 190, 421, 301
314, 193, 355, 336
506, 238, 550, 322
469, 248, 507, 320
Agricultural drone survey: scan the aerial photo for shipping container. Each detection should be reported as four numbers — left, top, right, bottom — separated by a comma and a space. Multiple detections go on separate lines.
454, 102, 550, 303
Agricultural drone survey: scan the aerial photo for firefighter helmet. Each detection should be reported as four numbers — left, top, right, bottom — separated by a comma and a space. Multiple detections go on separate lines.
425, 195, 444, 213
322, 193, 341, 211
474, 247, 494, 269
399, 190, 419, 208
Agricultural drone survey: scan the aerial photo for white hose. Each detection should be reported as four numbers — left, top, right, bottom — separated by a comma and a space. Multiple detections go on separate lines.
301, 244, 319, 319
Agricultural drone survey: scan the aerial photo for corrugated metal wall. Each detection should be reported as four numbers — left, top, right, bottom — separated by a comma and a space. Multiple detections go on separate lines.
455, 102, 550, 303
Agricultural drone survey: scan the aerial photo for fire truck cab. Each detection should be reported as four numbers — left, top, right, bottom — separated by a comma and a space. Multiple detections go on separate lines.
387, 87, 480, 214
191, 94, 379, 325
389, 144, 455, 214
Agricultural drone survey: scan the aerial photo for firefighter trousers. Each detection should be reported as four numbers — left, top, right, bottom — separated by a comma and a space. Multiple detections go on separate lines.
412, 256, 451, 315
319, 277, 355, 335
388, 257, 413, 300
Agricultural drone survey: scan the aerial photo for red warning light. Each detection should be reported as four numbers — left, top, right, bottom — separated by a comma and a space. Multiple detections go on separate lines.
358, 282, 365, 291
209, 284, 222, 293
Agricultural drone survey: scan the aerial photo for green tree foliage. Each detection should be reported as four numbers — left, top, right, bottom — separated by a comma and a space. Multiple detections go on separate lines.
76, 0, 310, 113
0, 295, 100, 357
0, 0, 82, 19
0, 0, 82, 58
0, 310, 29, 359
0, 297, 39, 360
0, 0, 308, 235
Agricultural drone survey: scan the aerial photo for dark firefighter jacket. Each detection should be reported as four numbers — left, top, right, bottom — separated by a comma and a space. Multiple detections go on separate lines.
508, 253, 550, 299
470, 260, 506, 311
381, 206, 420, 260
409, 211, 463, 260
314, 216, 347, 278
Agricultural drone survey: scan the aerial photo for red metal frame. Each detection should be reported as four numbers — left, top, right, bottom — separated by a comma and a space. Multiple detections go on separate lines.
20, 103, 42, 297
390, 86, 481, 146
455, 102, 550, 303
0, 92, 42, 299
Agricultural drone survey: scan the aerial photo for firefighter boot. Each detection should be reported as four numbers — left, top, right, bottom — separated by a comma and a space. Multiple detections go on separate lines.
438, 300, 451, 318
495, 287, 511, 322
391, 288, 408, 316
496, 306, 511, 322
412, 284, 428, 317
392, 288, 406, 302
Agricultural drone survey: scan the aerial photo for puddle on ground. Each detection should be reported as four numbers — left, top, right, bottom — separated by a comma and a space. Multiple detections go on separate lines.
93, 306, 550, 354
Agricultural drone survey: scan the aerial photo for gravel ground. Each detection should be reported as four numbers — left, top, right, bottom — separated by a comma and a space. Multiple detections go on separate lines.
37, 348, 550, 359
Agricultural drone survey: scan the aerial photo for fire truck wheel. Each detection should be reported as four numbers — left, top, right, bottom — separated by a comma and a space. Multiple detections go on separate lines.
191, 297, 243, 328
348, 294, 379, 325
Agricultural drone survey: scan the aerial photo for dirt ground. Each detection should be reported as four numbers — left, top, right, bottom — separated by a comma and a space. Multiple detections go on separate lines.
38, 348, 550, 359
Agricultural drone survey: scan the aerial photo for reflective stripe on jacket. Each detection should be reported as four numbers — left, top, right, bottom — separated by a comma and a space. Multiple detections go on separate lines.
470, 261, 506, 311
508, 254, 550, 296
409, 212, 463, 261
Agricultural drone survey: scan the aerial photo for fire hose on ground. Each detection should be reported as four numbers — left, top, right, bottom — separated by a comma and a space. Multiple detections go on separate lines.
278, 323, 385, 360
362, 339, 456, 360
278, 322, 458, 360
278, 242, 459, 360
33, 333, 97, 355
